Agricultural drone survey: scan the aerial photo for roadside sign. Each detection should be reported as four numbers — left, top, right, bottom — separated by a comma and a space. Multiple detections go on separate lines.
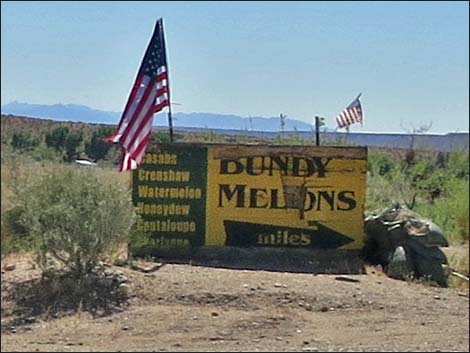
132, 143, 367, 251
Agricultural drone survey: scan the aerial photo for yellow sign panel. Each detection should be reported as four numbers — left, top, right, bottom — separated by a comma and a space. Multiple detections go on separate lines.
133, 144, 367, 250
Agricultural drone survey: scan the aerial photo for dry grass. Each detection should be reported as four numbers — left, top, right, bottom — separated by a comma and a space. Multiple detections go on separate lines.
444, 245, 470, 292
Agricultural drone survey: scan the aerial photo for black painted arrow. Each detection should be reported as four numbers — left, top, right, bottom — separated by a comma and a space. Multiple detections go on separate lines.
224, 220, 354, 249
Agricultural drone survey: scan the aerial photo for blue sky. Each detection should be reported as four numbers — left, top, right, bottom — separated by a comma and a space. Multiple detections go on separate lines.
1, 1, 468, 133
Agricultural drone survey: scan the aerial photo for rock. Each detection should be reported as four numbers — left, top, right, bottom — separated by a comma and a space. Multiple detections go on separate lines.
274, 283, 282, 288
117, 283, 130, 297
211, 312, 219, 317
116, 275, 128, 284
97, 277, 114, 288
364, 203, 450, 287
410, 246, 449, 287
24, 317, 37, 324
104, 269, 114, 277
335, 276, 360, 283
132, 263, 163, 273
4, 264, 16, 271
386, 246, 414, 280
114, 258, 127, 267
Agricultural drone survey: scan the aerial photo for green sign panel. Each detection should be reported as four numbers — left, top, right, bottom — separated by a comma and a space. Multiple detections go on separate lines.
132, 144, 207, 248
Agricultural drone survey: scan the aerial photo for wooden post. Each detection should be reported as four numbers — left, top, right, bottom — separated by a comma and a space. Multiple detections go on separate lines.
167, 106, 174, 143
315, 116, 320, 146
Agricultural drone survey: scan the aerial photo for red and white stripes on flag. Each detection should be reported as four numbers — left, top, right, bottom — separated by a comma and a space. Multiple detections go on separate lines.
336, 94, 363, 129
105, 19, 170, 171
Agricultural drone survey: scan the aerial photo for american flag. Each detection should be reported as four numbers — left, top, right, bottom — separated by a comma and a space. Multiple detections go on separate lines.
336, 94, 363, 129
105, 19, 170, 171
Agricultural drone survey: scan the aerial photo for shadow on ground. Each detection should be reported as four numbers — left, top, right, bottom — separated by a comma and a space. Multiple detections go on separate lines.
1, 272, 128, 331
131, 246, 366, 275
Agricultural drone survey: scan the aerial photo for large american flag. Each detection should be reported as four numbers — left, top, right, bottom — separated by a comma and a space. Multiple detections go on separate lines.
105, 19, 170, 171
336, 94, 363, 129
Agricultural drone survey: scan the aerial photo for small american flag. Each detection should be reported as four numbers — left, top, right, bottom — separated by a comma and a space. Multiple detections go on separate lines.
105, 19, 170, 171
336, 94, 363, 129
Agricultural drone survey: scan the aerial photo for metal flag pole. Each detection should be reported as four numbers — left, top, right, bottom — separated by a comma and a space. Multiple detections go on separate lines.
160, 18, 174, 142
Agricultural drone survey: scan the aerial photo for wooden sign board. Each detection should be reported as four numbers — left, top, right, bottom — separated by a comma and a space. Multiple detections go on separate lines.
132, 143, 367, 252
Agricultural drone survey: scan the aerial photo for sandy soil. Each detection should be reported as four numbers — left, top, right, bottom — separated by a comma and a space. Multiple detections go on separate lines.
1, 254, 468, 352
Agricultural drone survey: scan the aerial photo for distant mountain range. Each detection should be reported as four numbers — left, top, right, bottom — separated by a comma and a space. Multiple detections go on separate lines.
1, 101, 314, 132
1, 101, 468, 152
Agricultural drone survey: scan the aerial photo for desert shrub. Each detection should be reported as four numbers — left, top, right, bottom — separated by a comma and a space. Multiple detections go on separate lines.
14, 165, 137, 277
367, 150, 469, 244
64, 130, 83, 162
30, 144, 63, 162
45, 126, 70, 151
415, 178, 469, 244
447, 149, 469, 179
10, 131, 40, 151
45, 126, 84, 162
367, 153, 399, 178
1, 158, 46, 254
151, 131, 172, 143
85, 126, 114, 161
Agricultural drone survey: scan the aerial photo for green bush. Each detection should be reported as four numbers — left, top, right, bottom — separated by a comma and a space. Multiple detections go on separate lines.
45, 126, 84, 162
85, 126, 114, 161
415, 178, 469, 244
367, 153, 399, 178
15, 165, 137, 276
31, 144, 63, 162
367, 150, 469, 244
11, 131, 40, 151
151, 131, 172, 143
45, 126, 70, 151
447, 150, 469, 179
64, 130, 83, 162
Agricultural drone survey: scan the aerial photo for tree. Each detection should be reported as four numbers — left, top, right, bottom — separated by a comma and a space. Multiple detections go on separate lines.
399, 122, 433, 167
45, 126, 70, 151
64, 130, 83, 162
85, 126, 114, 161
11, 131, 39, 151
45, 126, 84, 162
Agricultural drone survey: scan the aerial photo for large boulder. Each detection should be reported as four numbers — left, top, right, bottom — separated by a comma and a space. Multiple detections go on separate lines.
363, 203, 449, 287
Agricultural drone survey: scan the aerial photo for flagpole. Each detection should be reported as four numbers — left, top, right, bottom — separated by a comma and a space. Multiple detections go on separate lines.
159, 18, 174, 142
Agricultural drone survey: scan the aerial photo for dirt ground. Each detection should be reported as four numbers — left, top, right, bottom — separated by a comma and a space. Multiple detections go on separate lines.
1, 253, 469, 352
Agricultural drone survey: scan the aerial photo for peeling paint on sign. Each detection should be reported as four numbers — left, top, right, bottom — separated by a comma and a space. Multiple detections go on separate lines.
132, 143, 367, 250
